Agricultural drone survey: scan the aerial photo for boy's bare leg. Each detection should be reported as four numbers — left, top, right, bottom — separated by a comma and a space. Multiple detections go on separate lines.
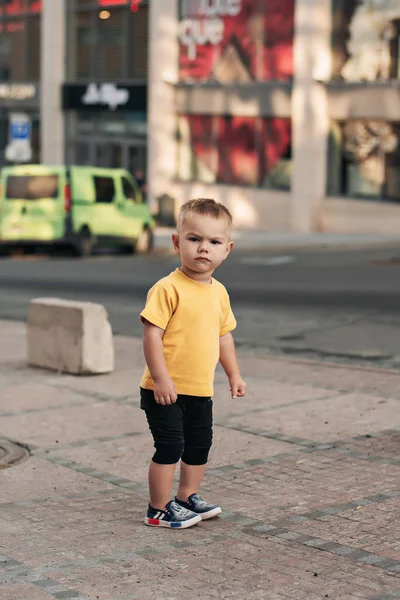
148, 461, 177, 509
177, 462, 206, 501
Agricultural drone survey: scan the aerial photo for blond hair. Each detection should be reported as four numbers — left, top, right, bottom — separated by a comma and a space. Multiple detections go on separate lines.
177, 198, 233, 233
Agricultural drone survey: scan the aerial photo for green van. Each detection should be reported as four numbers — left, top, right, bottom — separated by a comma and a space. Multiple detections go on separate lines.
0, 165, 155, 256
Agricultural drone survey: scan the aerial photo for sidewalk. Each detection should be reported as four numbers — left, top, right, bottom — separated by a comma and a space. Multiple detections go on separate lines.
2, 319, 400, 599
154, 228, 400, 253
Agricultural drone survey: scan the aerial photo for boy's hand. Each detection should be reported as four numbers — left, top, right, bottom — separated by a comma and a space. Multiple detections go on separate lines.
154, 378, 178, 405
229, 376, 247, 399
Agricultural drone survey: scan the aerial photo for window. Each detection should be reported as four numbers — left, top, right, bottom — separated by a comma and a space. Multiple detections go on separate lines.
67, 1, 148, 80
178, 0, 294, 83
332, 0, 400, 82
0, 1, 41, 81
130, 3, 148, 78
328, 120, 400, 202
98, 7, 124, 79
177, 114, 292, 190
6, 175, 58, 199
217, 116, 259, 186
122, 177, 136, 200
94, 176, 115, 203
73, 10, 94, 79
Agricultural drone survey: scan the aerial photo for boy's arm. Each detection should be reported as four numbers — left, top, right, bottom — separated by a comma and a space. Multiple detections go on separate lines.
143, 320, 177, 405
219, 332, 247, 399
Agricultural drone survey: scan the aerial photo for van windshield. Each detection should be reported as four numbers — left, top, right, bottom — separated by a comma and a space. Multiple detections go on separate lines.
6, 175, 59, 200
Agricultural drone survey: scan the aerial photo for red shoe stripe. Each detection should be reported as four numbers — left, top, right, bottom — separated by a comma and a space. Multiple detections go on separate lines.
147, 518, 160, 525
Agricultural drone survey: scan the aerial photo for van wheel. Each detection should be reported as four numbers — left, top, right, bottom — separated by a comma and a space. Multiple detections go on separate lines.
135, 227, 153, 254
75, 228, 93, 257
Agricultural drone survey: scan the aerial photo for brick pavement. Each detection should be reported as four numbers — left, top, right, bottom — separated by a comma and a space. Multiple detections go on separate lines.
1, 320, 400, 599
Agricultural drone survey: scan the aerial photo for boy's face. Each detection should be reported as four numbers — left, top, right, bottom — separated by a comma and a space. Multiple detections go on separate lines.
172, 213, 233, 281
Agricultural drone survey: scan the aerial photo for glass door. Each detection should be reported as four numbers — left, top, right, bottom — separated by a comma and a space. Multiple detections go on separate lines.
95, 142, 123, 168
126, 143, 147, 200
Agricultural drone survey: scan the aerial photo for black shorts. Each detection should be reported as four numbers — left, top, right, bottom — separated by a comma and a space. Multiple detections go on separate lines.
140, 387, 213, 465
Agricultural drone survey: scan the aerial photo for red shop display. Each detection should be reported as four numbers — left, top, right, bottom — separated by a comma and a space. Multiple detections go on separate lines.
182, 114, 292, 187
98, 0, 144, 9
0, 0, 41, 15
179, 0, 294, 82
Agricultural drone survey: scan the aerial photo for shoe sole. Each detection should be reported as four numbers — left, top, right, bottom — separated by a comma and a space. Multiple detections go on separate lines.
199, 506, 222, 520
144, 514, 202, 528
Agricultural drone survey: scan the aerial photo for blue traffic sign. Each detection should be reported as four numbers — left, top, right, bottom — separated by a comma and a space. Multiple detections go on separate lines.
10, 121, 30, 141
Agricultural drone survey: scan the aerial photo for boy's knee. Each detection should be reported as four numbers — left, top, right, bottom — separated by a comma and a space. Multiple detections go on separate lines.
152, 442, 184, 465
181, 444, 211, 466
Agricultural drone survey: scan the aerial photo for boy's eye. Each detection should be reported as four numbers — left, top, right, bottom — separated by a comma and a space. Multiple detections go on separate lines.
211, 240, 222, 245
189, 236, 199, 242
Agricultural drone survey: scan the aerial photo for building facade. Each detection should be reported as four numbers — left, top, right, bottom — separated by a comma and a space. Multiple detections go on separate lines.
63, 0, 148, 176
0, 0, 41, 165
3, 0, 400, 232
148, 0, 400, 233
1, 0, 148, 178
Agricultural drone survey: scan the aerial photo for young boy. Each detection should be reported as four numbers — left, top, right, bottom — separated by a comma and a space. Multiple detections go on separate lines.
140, 198, 246, 528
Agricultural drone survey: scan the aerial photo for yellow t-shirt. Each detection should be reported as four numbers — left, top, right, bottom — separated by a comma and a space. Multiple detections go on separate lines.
140, 268, 236, 396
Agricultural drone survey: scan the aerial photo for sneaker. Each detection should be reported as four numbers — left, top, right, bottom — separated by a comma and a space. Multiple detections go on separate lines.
175, 494, 222, 520
145, 500, 202, 529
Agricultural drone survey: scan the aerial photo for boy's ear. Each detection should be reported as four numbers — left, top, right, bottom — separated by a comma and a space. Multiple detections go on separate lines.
224, 241, 234, 259
172, 233, 180, 252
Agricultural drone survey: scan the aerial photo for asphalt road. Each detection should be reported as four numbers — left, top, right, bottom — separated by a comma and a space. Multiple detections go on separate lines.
2, 245, 400, 368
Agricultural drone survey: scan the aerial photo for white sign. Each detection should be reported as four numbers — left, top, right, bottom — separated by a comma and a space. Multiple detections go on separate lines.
0, 83, 36, 101
179, 0, 242, 60
5, 144, 32, 163
5, 113, 32, 163
82, 83, 129, 111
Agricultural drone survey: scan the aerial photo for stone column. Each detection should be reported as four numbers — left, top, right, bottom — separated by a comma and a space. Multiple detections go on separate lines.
40, 0, 65, 165
291, 0, 332, 232
147, 0, 179, 214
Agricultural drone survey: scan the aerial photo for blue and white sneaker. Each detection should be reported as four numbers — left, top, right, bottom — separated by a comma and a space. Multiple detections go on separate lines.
175, 494, 222, 520
145, 500, 201, 528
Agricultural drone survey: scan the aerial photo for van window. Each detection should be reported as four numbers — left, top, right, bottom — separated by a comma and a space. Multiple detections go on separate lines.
6, 175, 59, 200
122, 177, 136, 201
94, 176, 115, 203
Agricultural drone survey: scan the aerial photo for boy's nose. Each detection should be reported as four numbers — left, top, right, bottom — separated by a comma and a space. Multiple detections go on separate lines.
198, 242, 208, 253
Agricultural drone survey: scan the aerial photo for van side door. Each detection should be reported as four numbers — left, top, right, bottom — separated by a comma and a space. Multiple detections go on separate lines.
91, 174, 120, 237
118, 174, 148, 239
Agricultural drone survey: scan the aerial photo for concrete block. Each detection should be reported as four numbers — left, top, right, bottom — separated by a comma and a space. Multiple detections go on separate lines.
27, 298, 114, 375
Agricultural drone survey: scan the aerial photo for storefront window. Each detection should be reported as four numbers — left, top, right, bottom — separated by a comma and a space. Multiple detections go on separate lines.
98, 7, 125, 79
328, 120, 400, 201
0, 1, 41, 82
66, 110, 147, 174
178, 114, 291, 189
0, 1, 41, 16
178, 0, 294, 83
67, 0, 148, 80
332, 0, 400, 81
73, 10, 94, 79
27, 13, 40, 80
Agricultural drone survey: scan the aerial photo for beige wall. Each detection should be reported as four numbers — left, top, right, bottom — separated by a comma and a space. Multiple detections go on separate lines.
148, 0, 400, 236
168, 182, 292, 231
323, 197, 400, 235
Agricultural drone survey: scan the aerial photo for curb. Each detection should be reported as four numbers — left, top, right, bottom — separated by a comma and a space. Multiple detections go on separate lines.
248, 349, 400, 377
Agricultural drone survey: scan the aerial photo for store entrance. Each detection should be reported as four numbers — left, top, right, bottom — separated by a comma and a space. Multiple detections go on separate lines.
67, 139, 147, 183
66, 110, 148, 183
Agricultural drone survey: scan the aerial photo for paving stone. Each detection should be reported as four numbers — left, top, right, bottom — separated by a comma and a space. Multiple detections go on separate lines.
2, 321, 400, 599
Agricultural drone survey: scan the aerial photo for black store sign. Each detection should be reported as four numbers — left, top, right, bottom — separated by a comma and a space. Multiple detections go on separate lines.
62, 83, 147, 112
